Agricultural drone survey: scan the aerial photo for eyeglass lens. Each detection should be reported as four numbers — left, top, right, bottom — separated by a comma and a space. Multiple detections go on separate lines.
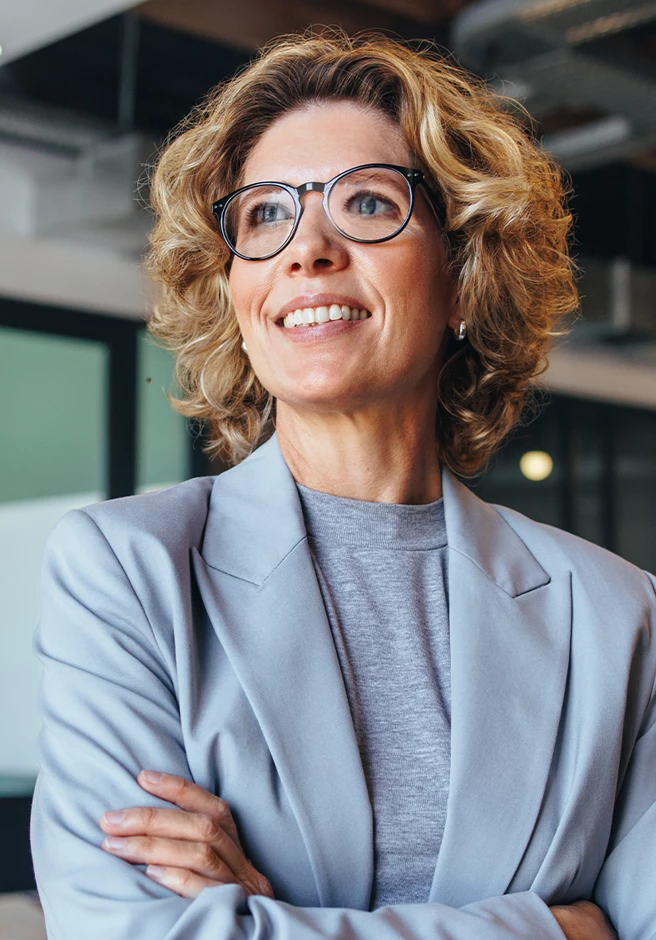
223, 167, 413, 259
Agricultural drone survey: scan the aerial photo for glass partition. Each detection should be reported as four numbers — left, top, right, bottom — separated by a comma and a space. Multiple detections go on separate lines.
136, 334, 188, 492
615, 407, 656, 571
470, 393, 656, 574
0, 327, 107, 781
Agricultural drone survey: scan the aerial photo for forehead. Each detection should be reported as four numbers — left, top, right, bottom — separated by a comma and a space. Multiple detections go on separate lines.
241, 101, 412, 186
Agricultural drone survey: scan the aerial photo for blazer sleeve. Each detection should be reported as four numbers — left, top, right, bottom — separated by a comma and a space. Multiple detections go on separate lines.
31, 509, 566, 940
593, 571, 656, 940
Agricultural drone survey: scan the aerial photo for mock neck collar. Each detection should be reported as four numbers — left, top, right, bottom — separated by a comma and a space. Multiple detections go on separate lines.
296, 481, 446, 549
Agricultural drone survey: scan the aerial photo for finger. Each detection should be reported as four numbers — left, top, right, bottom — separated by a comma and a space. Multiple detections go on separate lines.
101, 835, 233, 882
100, 806, 250, 880
137, 772, 222, 815
101, 806, 226, 842
136, 772, 241, 846
146, 862, 274, 902
145, 865, 223, 900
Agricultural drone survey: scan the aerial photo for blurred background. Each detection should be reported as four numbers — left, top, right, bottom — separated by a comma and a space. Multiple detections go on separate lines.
0, 0, 655, 928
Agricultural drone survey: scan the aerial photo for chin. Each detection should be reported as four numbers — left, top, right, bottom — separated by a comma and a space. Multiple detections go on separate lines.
275, 380, 366, 413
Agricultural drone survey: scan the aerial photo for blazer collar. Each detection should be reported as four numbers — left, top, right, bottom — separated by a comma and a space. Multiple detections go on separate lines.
201, 431, 549, 597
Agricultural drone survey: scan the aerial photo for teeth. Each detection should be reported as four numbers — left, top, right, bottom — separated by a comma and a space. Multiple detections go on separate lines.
281, 306, 371, 327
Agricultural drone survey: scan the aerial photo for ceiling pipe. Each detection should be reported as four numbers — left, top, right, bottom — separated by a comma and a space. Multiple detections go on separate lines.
451, 0, 656, 170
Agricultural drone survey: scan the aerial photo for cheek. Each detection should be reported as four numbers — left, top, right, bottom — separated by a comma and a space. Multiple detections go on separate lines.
379, 235, 436, 292
228, 264, 250, 319
380, 250, 447, 332
229, 262, 278, 334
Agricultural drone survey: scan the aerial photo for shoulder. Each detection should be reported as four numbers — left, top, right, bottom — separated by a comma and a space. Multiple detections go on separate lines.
490, 499, 656, 604
46, 476, 216, 569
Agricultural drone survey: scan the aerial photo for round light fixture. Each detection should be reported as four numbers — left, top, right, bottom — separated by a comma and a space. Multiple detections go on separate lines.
520, 450, 553, 482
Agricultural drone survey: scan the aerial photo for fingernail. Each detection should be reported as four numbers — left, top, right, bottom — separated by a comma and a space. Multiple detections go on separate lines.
103, 837, 128, 851
140, 770, 163, 785
103, 810, 127, 826
146, 865, 167, 881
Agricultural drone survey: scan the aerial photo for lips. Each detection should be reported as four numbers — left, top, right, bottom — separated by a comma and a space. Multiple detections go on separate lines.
275, 312, 370, 343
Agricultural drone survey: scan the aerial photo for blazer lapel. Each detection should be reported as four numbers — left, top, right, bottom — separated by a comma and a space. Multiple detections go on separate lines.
429, 471, 572, 906
193, 434, 571, 910
192, 434, 374, 910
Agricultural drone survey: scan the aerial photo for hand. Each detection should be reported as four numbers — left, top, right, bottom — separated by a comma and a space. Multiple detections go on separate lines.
100, 770, 275, 900
549, 900, 617, 940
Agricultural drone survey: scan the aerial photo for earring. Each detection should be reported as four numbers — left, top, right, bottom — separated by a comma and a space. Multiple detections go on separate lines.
241, 340, 248, 354
454, 319, 467, 341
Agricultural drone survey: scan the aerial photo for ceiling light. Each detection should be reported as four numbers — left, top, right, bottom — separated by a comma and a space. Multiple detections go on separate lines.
520, 451, 554, 481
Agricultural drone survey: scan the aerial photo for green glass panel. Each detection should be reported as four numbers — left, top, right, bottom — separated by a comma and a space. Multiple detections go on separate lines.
0, 328, 106, 502
0, 775, 36, 797
137, 334, 188, 490
0, 325, 107, 776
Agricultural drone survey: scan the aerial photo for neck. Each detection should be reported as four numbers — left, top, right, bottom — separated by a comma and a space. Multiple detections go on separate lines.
275, 399, 442, 505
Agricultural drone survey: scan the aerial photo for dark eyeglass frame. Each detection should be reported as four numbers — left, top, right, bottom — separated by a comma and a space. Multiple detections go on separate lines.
211, 162, 446, 262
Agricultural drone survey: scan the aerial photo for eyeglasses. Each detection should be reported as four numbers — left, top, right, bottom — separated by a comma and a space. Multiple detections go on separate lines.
211, 163, 444, 262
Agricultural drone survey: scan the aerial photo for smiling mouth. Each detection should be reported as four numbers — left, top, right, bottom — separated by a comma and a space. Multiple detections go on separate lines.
281, 304, 372, 328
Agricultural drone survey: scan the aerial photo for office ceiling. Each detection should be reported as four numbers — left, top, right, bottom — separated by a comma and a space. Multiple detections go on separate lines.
2, 0, 654, 162
0, 0, 654, 397
0, 0, 141, 64
0, 0, 655, 265
136, 0, 468, 50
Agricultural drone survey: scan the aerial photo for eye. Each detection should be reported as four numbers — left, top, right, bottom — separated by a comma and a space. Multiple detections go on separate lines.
246, 201, 294, 227
345, 189, 400, 218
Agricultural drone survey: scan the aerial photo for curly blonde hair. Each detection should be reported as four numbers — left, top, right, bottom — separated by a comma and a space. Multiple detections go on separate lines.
146, 29, 578, 476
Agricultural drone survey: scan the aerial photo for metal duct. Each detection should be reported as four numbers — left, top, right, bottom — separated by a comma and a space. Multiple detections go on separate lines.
0, 99, 152, 255
452, 0, 656, 170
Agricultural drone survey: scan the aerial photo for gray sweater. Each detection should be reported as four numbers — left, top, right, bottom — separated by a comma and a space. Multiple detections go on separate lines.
296, 483, 451, 911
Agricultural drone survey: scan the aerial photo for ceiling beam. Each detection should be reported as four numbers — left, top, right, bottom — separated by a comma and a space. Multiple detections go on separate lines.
542, 346, 656, 411
357, 0, 470, 26
0, 0, 141, 64
137, 0, 442, 52
0, 229, 150, 319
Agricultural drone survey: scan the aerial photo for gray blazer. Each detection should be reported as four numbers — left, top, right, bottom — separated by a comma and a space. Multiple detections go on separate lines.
31, 432, 656, 939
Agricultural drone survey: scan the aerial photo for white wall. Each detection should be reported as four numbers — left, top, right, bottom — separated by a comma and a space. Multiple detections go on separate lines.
0, 491, 101, 775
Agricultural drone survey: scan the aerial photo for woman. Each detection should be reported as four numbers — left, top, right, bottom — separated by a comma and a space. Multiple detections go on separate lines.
31, 31, 655, 940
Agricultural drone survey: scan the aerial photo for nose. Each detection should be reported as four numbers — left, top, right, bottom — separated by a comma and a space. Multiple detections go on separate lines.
283, 191, 349, 274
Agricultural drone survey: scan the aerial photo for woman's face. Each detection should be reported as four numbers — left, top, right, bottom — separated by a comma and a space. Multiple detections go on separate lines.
228, 101, 460, 417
